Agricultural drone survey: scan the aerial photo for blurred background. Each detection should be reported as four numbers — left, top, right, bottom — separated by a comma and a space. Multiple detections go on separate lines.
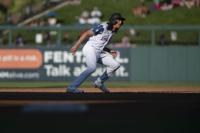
0, 0, 200, 86
1, 0, 200, 46
0, 1, 200, 133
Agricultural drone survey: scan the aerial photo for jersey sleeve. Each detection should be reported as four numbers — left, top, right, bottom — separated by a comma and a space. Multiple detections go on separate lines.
91, 24, 104, 35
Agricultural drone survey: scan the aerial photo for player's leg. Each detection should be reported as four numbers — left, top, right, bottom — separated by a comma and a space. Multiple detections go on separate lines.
67, 45, 97, 93
94, 52, 120, 92
99, 53, 120, 82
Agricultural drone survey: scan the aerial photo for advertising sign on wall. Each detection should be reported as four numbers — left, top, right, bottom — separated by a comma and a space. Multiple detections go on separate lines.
0, 48, 131, 81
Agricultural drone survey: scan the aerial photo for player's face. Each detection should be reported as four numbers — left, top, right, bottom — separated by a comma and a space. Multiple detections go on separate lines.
113, 20, 123, 32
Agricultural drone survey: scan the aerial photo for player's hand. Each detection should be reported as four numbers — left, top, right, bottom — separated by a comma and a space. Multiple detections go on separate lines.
110, 50, 118, 58
70, 46, 78, 55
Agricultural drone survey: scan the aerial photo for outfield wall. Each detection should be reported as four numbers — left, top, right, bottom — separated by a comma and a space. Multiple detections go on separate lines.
131, 46, 200, 81
0, 46, 199, 81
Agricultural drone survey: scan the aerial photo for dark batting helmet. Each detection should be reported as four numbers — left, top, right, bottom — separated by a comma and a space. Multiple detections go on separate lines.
109, 12, 125, 25
107, 12, 125, 32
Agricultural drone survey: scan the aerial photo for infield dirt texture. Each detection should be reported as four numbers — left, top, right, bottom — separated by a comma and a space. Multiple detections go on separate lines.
0, 86, 200, 133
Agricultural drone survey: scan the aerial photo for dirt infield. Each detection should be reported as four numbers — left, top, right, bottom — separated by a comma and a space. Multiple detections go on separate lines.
0, 85, 200, 133
0, 86, 200, 93
0, 91, 200, 133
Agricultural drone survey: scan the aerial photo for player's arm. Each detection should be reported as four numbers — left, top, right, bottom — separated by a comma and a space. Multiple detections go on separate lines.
70, 30, 94, 55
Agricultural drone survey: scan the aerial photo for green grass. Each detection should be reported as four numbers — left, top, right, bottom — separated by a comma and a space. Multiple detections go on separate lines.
57, 0, 200, 45
0, 81, 200, 88
3, 0, 200, 25
8, 0, 43, 14
9, 0, 30, 13
133, 7, 200, 25
2, 0, 200, 46
56, 0, 200, 25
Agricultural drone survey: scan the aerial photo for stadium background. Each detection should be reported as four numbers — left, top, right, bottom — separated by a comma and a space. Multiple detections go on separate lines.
0, 0, 200, 88
0, 0, 200, 133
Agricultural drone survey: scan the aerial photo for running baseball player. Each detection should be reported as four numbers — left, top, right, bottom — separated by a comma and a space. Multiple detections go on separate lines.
67, 13, 125, 93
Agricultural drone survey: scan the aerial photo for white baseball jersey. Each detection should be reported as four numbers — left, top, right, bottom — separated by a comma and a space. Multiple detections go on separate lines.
85, 23, 113, 51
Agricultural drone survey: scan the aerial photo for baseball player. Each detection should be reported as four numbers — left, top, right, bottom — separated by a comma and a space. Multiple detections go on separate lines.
67, 13, 125, 93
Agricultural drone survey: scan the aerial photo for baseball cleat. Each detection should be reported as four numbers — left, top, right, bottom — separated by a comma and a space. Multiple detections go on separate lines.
94, 78, 110, 93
